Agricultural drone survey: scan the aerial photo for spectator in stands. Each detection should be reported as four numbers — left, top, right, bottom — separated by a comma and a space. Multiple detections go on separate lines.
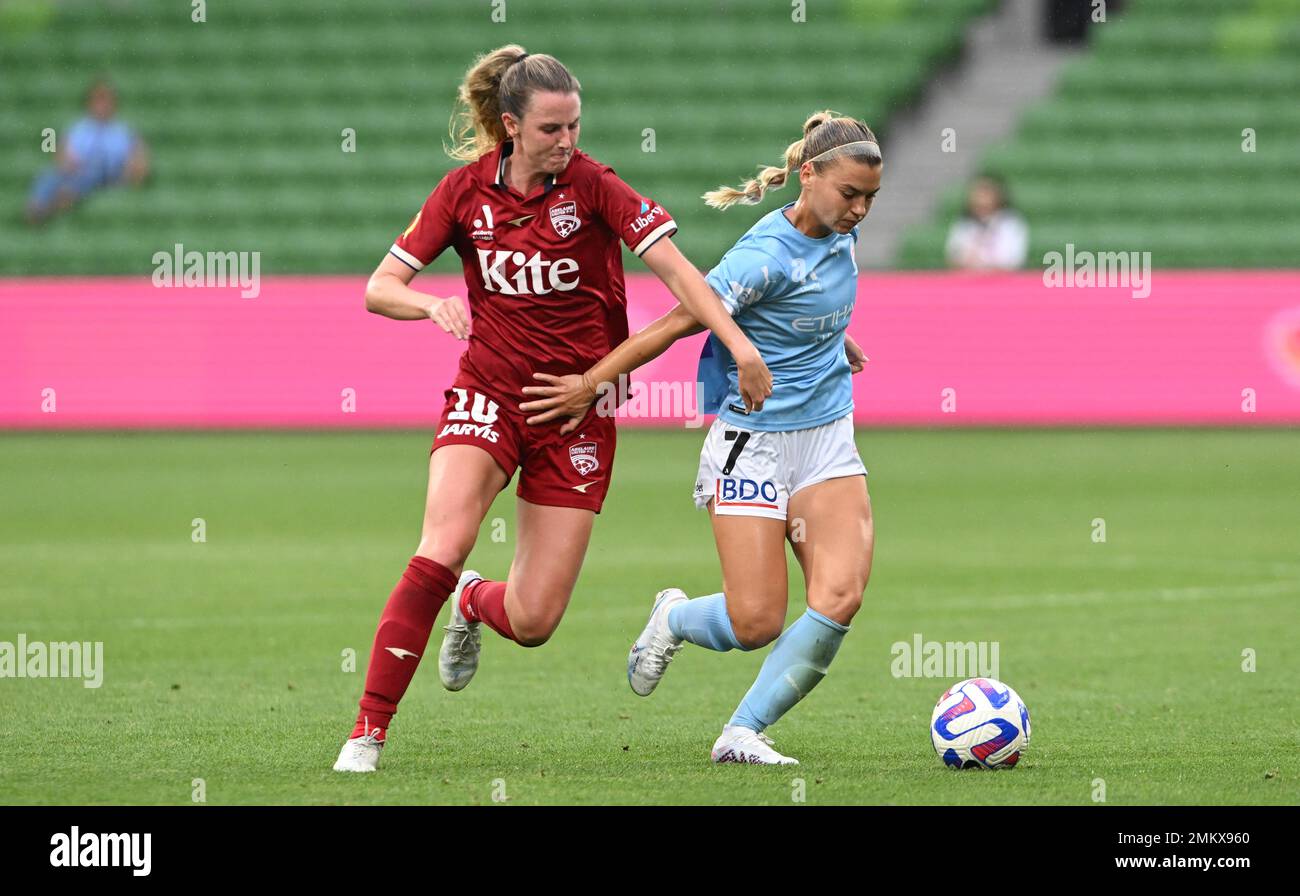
945, 174, 1028, 271
25, 78, 150, 226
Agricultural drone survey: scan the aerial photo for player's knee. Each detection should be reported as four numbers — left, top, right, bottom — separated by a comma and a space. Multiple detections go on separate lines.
416, 526, 476, 572
731, 611, 784, 651
508, 604, 563, 648
511, 616, 558, 648
514, 631, 552, 648
815, 582, 865, 626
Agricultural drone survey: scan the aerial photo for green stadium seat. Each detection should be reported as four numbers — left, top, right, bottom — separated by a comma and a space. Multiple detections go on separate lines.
0, 0, 997, 275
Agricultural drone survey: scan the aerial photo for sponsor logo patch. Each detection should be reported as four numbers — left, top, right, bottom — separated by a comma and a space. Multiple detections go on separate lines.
471, 203, 495, 241
630, 203, 666, 235
476, 249, 580, 295
717, 477, 779, 508
438, 422, 500, 444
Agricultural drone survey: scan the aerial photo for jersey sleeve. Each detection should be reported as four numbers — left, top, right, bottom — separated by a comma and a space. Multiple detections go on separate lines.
704, 245, 785, 316
592, 168, 677, 257
389, 173, 458, 271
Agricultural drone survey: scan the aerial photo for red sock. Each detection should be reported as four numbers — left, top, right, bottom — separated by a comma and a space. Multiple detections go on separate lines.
461, 579, 517, 643
352, 556, 458, 739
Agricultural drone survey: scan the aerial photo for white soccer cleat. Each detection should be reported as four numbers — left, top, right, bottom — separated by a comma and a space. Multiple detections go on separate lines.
627, 588, 688, 696
439, 570, 483, 692
333, 728, 384, 773
710, 725, 799, 766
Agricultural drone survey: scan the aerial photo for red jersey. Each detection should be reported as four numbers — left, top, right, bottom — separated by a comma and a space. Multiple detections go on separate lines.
390, 141, 678, 401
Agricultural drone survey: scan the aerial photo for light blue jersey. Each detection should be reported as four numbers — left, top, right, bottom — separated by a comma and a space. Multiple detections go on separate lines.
698, 201, 859, 431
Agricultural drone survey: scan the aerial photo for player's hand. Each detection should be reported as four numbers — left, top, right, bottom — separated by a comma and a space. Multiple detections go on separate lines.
520, 372, 598, 434
844, 333, 869, 374
734, 346, 772, 413
426, 295, 470, 340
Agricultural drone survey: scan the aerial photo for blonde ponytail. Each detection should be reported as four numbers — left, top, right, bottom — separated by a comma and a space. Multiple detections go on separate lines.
703, 109, 879, 209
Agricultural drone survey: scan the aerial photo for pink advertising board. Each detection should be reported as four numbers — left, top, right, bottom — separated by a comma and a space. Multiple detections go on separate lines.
3, 272, 1299, 428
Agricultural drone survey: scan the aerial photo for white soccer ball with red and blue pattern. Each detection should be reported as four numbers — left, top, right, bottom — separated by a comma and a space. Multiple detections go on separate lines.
930, 677, 1030, 769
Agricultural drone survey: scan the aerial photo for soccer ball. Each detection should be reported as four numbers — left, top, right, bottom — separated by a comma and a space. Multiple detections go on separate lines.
930, 677, 1030, 769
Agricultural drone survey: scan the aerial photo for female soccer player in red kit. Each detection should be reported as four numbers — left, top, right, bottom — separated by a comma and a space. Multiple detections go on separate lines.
334, 45, 771, 771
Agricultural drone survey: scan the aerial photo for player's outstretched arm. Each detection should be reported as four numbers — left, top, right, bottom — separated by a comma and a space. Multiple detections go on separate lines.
364, 253, 470, 339
639, 237, 771, 412
522, 237, 778, 433
521, 233, 779, 432
520, 302, 703, 430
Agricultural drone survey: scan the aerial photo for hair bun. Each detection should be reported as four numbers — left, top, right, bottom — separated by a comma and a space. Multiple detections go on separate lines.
804, 116, 828, 136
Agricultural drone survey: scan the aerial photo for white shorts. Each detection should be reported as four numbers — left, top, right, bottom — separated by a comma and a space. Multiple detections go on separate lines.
692, 413, 867, 521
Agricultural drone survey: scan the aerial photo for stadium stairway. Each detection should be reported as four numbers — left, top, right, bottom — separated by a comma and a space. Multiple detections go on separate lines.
856, 0, 1084, 268
896, 0, 1300, 269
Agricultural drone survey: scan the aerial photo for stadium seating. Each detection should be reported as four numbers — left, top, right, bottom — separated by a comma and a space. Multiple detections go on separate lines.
0, 0, 995, 274
897, 0, 1300, 268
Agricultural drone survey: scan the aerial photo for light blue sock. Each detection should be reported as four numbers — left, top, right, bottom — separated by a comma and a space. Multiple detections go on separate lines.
667, 593, 748, 652
728, 608, 849, 733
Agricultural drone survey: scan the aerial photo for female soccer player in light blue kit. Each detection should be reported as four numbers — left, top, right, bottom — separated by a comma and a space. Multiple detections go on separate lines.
521, 111, 880, 764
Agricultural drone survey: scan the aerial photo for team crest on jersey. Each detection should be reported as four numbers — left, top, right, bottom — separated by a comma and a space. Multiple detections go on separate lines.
549, 201, 581, 238
569, 441, 599, 476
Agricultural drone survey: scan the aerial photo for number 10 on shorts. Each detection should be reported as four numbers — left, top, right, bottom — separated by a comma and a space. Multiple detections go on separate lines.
448, 388, 499, 424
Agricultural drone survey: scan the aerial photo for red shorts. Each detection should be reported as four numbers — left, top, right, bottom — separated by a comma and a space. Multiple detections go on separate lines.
430, 377, 616, 513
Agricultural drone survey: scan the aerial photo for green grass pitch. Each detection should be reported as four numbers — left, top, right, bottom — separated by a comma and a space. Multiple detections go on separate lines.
1, 428, 1297, 805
